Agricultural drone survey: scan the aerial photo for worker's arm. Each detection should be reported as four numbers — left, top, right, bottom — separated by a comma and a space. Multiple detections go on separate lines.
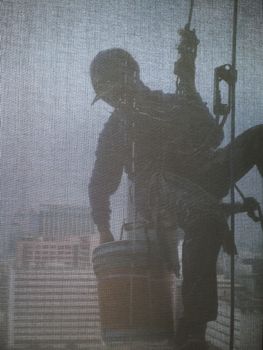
89, 113, 125, 242
220, 197, 261, 219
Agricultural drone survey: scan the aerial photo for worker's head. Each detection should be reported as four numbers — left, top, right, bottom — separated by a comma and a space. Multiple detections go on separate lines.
90, 48, 140, 107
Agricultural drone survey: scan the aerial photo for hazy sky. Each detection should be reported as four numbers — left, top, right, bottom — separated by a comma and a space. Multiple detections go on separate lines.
1, 0, 263, 247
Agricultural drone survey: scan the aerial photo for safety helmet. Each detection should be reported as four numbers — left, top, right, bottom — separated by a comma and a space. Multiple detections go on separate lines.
90, 48, 140, 105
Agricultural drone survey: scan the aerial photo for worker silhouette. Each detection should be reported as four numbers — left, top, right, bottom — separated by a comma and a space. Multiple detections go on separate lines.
88, 47, 263, 350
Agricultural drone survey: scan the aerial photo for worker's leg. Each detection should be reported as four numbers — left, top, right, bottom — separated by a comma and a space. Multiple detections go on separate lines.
181, 217, 222, 323
173, 215, 223, 349
180, 125, 263, 318
150, 173, 229, 347
196, 124, 263, 198
177, 125, 263, 321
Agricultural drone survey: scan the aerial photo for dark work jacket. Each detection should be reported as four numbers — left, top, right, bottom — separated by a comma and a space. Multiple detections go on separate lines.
88, 89, 223, 230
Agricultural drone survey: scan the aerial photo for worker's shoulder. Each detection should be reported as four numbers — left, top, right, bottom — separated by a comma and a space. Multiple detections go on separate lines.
98, 110, 124, 144
134, 90, 177, 115
145, 89, 176, 106
100, 110, 122, 130
143, 90, 206, 112
151, 89, 207, 107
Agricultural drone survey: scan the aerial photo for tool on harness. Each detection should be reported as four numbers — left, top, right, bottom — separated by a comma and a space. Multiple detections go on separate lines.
213, 64, 237, 128
174, 27, 199, 97
174, 0, 199, 97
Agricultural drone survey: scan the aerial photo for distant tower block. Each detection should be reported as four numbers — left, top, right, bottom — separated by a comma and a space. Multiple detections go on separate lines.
8, 234, 103, 349
39, 204, 95, 238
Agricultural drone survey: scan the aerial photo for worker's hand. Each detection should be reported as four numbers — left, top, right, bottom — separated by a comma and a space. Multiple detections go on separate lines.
222, 231, 237, 256
98, 228, 114, 244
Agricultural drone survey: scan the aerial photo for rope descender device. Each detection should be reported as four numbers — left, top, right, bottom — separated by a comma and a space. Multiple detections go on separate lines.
213, 64, 237, 128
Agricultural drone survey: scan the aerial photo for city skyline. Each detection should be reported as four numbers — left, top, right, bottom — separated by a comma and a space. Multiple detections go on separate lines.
1, 0, 263, 242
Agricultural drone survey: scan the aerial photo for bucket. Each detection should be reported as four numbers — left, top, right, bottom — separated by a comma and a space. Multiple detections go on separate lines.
92, 239, 174, 344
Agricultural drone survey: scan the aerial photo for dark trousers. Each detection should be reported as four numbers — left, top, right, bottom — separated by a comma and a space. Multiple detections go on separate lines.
180, 125, 263, 322
194, 125, 263, 198
150, 125, 263, 323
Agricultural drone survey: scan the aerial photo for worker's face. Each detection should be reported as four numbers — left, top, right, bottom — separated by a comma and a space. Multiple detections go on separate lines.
93, 72, 138, 107
103, 84, 136, 107
98, 81, 125, 107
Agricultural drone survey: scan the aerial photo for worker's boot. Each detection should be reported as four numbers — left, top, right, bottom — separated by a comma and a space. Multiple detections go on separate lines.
174, 318, 190, 347
174, 319, 208, 350
178, 339, 208, 350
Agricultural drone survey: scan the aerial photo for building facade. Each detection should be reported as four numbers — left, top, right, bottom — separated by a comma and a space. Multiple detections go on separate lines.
207, 267, 263, 350
39, 205, 95, 238
15, 235, 96, 269
8, 235, 102, 350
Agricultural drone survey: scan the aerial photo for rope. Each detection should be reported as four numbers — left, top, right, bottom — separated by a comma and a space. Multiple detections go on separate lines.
186, 0, 195, 29
125, 68, 155, 343
229, 1, 239, 349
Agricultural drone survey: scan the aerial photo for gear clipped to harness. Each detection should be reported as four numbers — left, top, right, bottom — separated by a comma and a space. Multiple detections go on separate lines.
174, 0, 199, 97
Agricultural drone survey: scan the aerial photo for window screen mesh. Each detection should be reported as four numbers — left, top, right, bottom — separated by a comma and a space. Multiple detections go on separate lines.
1, 1, 262, 349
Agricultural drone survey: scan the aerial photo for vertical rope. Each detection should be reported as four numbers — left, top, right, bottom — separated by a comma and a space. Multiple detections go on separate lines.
229, 1, 238, 349
126, 64, 140, 343
187, 0, 195, 28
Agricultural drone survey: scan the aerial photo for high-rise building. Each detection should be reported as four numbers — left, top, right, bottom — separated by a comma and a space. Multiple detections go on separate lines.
15, 235, 95, 269
8, 234, 102, 350
0, 263, 9, 349
39, 205, 95, 238
207, 266, 263, 350
0, 205, 95, 260
0, 209, 39, 261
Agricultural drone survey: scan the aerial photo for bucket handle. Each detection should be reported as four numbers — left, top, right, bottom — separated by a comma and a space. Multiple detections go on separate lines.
119, 221, 150, 241
119, 221, 152, 257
